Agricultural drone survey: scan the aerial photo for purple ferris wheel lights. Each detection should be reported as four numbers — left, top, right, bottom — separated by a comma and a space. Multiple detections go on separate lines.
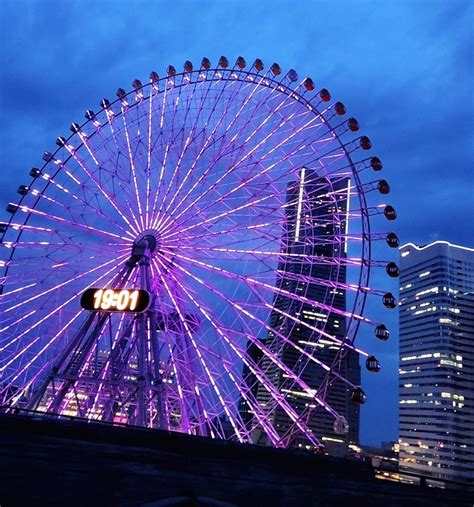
0, 57, 396, 448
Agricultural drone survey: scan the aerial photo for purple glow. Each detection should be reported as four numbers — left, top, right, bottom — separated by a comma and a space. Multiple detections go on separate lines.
0, 63, 394, 448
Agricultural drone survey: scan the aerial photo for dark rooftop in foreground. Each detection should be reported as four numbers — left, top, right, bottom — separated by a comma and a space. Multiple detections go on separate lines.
0, 411, 471, 506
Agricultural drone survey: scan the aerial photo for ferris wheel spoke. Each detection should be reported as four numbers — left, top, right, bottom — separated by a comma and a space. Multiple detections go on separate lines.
1, 251, 129, 316
60, 144, 141, 233
2, 311, 81, 391
11, 204, 131, 242
33, 166, 133, 237
1, 259, 133, 408
161, 192, 276, 242
219, 358, 280, 443
170, 245, 383, 296
167, 232, 387, 270
1, 241, 130, 253
172, 245, 279, 269
120, 107, 146, 229
170, 311, 280, 444
159, 260, 321, 446
0, 297, 110, 383
180, 265, 339, 398
152, 77, 277, 231
226, 100, 314, 168
150, 81, 172, 208
305, 138, 364, 172
75, 128, 102, 166
1, 256, 124, 383
156, 75, 277, 226
152, 261, 245, 443
144, 86, 155, 226
151, 261, 233, 434
101, 102, 121, 151
162, 216, 287, 247
213, 76, 311, 166
170, 232, 336, 255
209, 98, 323, 175
165, 250, 374, 341
153, 74, 214, 221
0, 309, 37, 334
148, 79, 190, 221
190, 340, 252, 438
143, 83, 174, 228
0, 223, 54, 234
2, 248, 126, 278
152, 258, 290, 444
162, 256, 352, 411
152, 297, 242, 437
4, 361, 52, 407
160, 115, 326, 236
2, 249, 128, 276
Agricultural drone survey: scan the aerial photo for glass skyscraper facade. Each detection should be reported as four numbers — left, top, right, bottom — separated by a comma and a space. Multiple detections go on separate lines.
399, 241, 474, 486
241, 169, 360, 452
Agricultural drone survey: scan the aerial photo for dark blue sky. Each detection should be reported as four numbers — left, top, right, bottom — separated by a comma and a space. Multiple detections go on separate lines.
0, 0, 472, 446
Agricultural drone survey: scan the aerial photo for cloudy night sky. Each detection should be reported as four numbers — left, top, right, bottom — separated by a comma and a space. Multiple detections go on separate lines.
0, 0, 472, 446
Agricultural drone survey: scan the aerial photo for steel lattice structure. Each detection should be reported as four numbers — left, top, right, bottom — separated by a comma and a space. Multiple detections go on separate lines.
0, 56, 398, 448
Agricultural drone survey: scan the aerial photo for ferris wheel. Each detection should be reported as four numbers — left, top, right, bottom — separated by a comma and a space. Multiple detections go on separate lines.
0, 56, 398, 448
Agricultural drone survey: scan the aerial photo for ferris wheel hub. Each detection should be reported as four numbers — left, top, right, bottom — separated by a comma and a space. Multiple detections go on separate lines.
134, 229, 161, 254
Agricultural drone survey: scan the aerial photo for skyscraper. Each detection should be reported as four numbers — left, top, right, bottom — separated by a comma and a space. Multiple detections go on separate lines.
242, 168, 360, 451
399, 241, 474, 486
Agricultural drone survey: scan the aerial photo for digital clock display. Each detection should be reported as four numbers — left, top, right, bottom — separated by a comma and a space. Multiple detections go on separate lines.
80, 288, 151, 313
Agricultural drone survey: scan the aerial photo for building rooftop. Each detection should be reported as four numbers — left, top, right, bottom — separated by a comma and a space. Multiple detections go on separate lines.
400, 240, 474, 253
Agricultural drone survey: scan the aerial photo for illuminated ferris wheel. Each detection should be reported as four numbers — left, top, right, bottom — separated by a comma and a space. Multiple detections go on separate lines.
0, 56, 398, 448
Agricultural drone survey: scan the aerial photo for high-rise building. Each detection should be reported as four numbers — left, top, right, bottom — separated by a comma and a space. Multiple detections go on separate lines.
241, 168, 360, 452
399, 241, 474, 486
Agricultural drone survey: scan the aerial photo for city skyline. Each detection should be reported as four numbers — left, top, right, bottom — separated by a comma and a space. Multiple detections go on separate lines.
0, 0, 472, 446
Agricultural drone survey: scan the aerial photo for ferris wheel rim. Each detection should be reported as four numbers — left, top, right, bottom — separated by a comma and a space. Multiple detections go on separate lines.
0, 57, 395, 448
1, 64, 372, 344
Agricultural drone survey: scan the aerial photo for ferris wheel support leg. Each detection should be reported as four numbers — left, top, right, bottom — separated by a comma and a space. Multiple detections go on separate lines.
143, 261, 168, 430
26, 311, 98, 411
47, 313, 111, 415
176, 332, 208, 437
136, 256, 152, 427
194, 386, 208, 437
172, 337, 195, 433
35, 261, 137, 415
136, 312, 147, 427
148, 311, 168, 430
